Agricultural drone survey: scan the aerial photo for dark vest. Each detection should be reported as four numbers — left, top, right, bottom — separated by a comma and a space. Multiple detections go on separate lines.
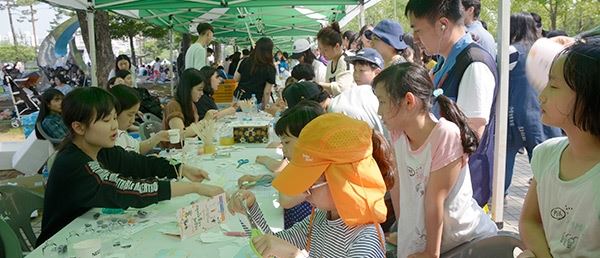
433, 43, 498, 207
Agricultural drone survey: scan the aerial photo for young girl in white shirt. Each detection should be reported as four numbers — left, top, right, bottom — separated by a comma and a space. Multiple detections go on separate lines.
519, 31, 600, 258
109, 85, 169, 154
373, 62, 497, 258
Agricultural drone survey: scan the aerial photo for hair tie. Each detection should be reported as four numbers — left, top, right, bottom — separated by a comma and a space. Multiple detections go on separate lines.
433, 88, 444, 98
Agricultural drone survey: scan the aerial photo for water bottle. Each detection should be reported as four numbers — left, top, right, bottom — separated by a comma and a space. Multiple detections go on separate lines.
250, 94, 259, 113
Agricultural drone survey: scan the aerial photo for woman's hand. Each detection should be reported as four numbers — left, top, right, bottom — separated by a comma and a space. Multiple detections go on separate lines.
152, 130, 170, 142
227, 189, 256, 214
252, 234, 303, 258
182, 165, 210, 182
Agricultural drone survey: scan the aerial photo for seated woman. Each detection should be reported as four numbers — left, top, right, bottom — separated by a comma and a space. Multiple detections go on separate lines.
112, 69, 163, 120
163, 68, 216, 148
230, 113, 395, 257
194, 66, 238, 120
37, 87, 224, 246
35, 89, 69, 142
109, 85, 169, 154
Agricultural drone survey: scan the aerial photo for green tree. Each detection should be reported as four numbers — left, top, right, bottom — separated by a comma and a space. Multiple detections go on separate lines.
16, 0, 38, 48
49, 6, 74, 31
110, 15, 169, 67
0, 43, 36, 62
76, 10, 114, 88
0, 0, 19, 46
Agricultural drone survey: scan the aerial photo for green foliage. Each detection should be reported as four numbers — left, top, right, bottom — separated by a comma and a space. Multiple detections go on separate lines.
49, 6, 75, 32
0, 44, 36, 62
109, 15, 168, 40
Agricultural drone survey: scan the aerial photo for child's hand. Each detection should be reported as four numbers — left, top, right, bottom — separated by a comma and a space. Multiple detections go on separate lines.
385, 232, 397, 246
252, 234, 302, 258
237, 175, 260, 189
227, 190, 256, 214
182, 165, 210, 182
195, 184, 224, 197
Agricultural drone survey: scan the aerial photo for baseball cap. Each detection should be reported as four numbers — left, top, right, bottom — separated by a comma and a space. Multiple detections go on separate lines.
290, 39, 311, 59
345, 48, 384, 69
365, 19, 408, 50
272, 113, 387, 226
282, 81, 323, 108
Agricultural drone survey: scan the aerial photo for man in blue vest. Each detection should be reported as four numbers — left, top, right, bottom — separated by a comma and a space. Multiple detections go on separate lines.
405, 0, 497, 206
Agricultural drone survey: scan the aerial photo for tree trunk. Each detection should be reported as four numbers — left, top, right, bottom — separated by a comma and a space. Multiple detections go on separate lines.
129, 34, 137, 67
6, 0, 18, 46
29, 4, 37, 49
76, 10, 114, 88
549, 0, 558, 30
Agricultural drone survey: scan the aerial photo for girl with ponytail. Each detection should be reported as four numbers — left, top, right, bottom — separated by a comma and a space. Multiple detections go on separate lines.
373, 62, 497, 258
316, 22, 354, 97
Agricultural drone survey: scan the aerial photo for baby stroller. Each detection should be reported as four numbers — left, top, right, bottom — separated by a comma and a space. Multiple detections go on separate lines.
2, 66, 40, 127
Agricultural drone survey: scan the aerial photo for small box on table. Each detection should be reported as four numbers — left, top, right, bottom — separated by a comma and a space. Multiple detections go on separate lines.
232, 122, 270, 144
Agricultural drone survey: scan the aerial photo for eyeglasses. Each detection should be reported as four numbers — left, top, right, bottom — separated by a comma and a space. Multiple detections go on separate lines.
305, 181, 328, 195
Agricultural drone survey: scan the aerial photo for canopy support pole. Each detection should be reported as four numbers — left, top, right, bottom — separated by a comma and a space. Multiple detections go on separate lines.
86, 0, 97, 87
169, 15, 175, 96
491, 0, 510, 228
359, 0, 365, 28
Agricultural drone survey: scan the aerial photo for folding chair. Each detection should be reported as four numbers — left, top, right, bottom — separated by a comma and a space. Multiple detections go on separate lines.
0, 185, 44, 252
139, 120, 163, 141
442, 231, 525, 258
0, 218, 23, 258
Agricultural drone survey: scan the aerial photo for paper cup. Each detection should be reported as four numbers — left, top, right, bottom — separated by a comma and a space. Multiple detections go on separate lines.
168, 129, 180, 144
73, 239, 101, 258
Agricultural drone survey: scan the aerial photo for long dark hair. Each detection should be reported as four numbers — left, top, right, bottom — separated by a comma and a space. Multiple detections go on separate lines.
275, 100, 325, 137
557, 30, 600, 136
199, 66, 217, 96
300, 49, 317, 65
35, 89, 64, 139
60, 87, 117, 150
249, 37, 275, 74
108, 85, 140, 114
228, 51, 241, 75
371, 129, 396, 190
177, 68, 204, 125
114, 54, 131, 73
373, 63, 478, 154
510, 12, 539, 46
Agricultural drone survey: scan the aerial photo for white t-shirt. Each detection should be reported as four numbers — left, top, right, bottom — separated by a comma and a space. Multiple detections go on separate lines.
531, 137, 600, 257
153, 62, 161, 72
393, 118, 497, 257
312, 59, 327, 84
185, 43, 207, 70
456, 62, 495, 123
325, 55, 354, 96
115, 129, 140, 153
328, 84, 384, 133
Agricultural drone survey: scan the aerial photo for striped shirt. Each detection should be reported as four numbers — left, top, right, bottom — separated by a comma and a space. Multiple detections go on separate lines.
249, 203, 385, 258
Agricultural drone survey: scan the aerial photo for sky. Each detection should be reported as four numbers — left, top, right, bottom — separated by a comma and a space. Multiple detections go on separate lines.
0, 3, 68, 45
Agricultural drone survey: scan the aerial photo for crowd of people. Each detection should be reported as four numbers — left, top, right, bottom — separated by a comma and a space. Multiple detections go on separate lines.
26, 0, 600, 257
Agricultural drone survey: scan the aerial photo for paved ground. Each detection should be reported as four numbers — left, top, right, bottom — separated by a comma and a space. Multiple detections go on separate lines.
503, 152, 532, 233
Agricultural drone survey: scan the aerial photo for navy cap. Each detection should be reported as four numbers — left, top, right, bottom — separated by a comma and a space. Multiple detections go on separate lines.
345, 48, 384, 69
365, 19, 408, 50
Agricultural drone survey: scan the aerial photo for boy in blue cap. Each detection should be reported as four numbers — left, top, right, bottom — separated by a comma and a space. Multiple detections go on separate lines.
366, 19, 409, 68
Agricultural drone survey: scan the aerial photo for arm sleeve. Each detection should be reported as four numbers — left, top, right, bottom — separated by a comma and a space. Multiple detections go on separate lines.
164, 101, 184, 128
347, 228, 385, 258
431, 121, 465, 172
76, 160, 171, 209
249, 203, 310, 250
456, 62, 495, 122
42, 117, 69, 139
314, 62, 327, 83
328, 70, 354, 96
100, 146, 178, 179
266, 66, 276, 84
195, 95, 217, 120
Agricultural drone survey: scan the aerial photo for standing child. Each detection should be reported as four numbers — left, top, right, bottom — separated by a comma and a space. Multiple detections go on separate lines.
37, 87, 224, 246
109, 85, 169, 154
519, 31, 600, 258
373, 63, 497, 257
230, 113, 396, 257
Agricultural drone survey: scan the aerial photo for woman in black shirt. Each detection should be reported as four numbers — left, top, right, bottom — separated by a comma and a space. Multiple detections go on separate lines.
233, 37, 276, 109
195, 66, 238, 119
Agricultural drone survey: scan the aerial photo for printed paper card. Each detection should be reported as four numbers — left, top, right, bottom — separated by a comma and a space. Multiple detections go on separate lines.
176, 193, 227, 239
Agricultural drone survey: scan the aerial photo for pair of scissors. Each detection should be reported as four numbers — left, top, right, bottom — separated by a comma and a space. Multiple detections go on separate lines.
241, 175, 274, 188
237, 159, 250, 168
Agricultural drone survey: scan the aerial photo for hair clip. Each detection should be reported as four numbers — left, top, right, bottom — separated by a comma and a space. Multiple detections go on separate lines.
433, 88, 444, 98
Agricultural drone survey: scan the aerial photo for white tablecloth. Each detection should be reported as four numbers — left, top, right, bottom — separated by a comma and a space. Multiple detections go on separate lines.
26, 147, 283, 258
